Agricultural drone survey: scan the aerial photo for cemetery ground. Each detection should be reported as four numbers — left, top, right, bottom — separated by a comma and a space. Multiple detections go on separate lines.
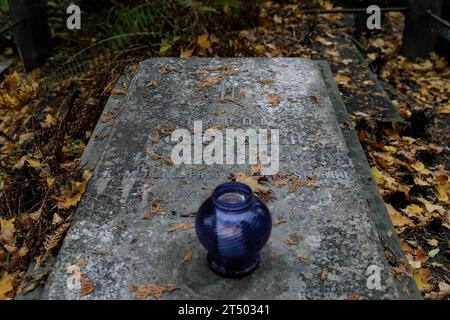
0, 1, 449, 299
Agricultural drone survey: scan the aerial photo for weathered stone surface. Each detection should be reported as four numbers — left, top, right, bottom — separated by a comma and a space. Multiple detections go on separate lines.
43, 58, 403, 299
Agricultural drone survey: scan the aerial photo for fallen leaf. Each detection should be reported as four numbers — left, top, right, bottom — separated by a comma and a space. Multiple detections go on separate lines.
259, 79, 274, 86
428, 248, 440, 258
267, 94, 281, 107
414, 268, 432, 292
57, 180, 87, 209
168, 222, 193, 232
196, 76, 220, 91
143, 202, 165, 219
334, 74, 351, 86
131, 283, 178, 300
425, 282, 450, 300
320, 268, 328, 281
80, 272, 94, 298
235, 174, 270, 194
315, 36, 333, 46
197, 34, 211, 49
26, 159, 41, 168
386, 203, 414, 227
180, 48, 193, 58
418, 197, 445, 215
283, 233, 299, 246
0, 272, 13, 300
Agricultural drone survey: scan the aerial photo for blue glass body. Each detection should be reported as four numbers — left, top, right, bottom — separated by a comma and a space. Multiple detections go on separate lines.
195, 182, 272, 278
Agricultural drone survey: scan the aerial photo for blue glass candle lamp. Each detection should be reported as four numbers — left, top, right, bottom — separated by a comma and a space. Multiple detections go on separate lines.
195, 182, 272, 278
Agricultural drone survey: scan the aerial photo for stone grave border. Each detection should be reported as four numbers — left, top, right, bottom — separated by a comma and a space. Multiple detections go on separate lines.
20, 59, 421, 299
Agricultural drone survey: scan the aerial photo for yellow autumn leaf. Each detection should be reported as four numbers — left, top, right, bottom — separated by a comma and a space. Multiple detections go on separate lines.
334, 74, 350, 86
414, 268, 432, 292
411, 161, 432, 175
18, 245, 28, 257
382, 145, 397, 153
404, 204, 423, 217
57, 181, 87, 209
413, 176, 429, 186
386, 203, 414, 227
0, 272, 13, 300
41, 113, 56, 127
26, 158, 41, 168
82, 169, 93, 182
235, 174, 270, 194
180, 48, 193, 58
435, 176, 449, 203
371, 167, 385, 185
197, 34, 211, 49
437, 102, 450, 115
46, 177, 55, 187
0, 218, 15, 232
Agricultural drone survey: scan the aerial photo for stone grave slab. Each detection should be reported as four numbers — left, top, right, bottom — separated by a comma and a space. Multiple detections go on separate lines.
43, 58, 404, 299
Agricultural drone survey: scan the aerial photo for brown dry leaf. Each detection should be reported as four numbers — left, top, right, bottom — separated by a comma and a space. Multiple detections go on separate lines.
160, 63, 173, 74
52, 213, 64, 224
249, 162, 263, 175
40, 113, 56, 128
146, 148, 173, 165
267, 94, 281, 107
425, 282, 450, 300
131, 283, 178, 300
168, 222, 193, 233
289, 177, 319, 193
274, 215, 287, 226
143, 202, 165, 219
43, 222, 71, 253
274, 178, 289, 188
79, 272, 94, 298
418, 197, 445, 215
146, 79, 157, 88
320, 268, 328, 281
315, 36, 333, 46
111, 89, 127, 95
235, 174, 270, 194
181, 247, 193, 264
196, 76, 220, 91
259, 79, 274, 86
298, 256, 309, 265
283, 233, 299, 246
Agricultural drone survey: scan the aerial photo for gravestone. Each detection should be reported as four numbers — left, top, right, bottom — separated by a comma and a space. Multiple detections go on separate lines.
43, 58, 408, 299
